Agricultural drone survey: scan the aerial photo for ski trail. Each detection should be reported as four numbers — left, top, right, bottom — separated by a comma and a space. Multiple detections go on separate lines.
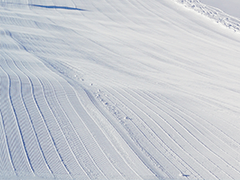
2, 52, 54, 179
0, 54, 35, 177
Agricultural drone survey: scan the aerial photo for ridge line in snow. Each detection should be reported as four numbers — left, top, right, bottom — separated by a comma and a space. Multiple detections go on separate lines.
173, 0, 240, 32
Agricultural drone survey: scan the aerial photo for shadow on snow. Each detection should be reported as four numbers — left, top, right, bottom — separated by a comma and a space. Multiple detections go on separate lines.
29, 4, 86, 11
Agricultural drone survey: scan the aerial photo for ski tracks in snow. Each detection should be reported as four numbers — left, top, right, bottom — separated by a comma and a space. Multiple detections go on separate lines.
0, 51, 145, 179
94, 86, 240, 179
1, 0, 240, 179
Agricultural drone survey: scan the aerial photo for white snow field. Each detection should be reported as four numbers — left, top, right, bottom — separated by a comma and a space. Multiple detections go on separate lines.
1, 0, 240, 179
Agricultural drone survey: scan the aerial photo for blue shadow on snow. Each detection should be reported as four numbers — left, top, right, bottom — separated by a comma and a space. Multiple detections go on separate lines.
29, 4, 86, 11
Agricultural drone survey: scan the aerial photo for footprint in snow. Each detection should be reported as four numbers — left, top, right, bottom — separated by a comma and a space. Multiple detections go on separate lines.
179, 173, 190, 178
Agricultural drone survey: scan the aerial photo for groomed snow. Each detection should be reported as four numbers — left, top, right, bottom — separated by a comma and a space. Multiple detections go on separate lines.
1, 0, 240, 179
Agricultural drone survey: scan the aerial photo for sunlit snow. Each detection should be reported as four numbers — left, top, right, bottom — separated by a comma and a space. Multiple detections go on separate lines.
1, 0, 240, 179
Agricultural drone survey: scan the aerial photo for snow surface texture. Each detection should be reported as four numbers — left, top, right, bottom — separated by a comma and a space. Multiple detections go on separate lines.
174, 0, 240, 32
200, 0, 240, 18
1, 0, 240, 179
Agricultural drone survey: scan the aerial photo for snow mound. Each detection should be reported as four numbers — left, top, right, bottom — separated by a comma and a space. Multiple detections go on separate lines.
174, 0, 240, 32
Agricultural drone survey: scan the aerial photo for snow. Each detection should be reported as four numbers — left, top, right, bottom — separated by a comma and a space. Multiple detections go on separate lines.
1, 0, 240, 179
174, 0, 240, 32
200, 0, 240, 18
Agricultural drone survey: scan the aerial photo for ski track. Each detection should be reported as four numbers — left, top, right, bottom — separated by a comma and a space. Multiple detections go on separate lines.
146, 91, 240, 156
100, 87, 214, 179
129, 89, 240, 178
1, 0, 240, 179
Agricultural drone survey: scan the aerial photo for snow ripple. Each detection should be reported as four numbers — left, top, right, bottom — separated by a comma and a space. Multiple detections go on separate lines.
1, 0, 240, 179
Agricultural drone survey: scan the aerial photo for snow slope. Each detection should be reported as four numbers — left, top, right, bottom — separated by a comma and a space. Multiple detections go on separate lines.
200, 0, 240, 18
175, 0, 240, 32
1, 0, 240, 179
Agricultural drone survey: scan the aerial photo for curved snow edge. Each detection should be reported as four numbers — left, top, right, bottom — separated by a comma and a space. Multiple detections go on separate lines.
173, 0, 240, 32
